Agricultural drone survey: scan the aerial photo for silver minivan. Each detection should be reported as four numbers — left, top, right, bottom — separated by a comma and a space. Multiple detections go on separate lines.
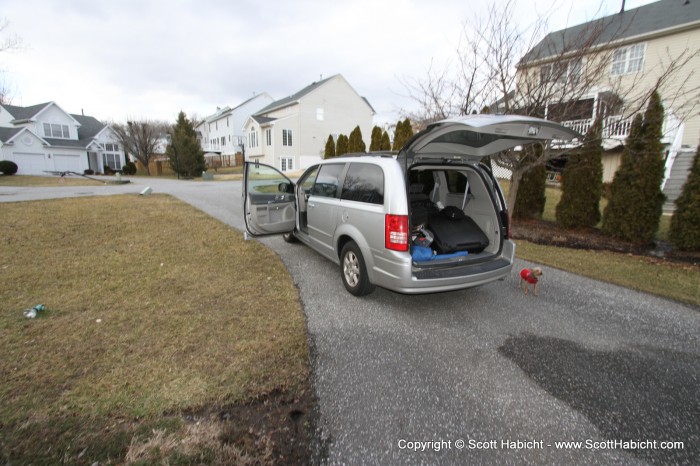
243, 115, 578, 296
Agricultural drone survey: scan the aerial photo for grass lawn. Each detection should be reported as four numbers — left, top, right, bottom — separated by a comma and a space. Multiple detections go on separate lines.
0, 195, 312, 464
502, 183, 696, 306
0, 174, 105, 187
516, 241, 699, 307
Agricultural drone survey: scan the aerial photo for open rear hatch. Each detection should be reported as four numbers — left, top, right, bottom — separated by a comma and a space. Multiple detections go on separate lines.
399, 115, 579, 269
397, 114, 581, 166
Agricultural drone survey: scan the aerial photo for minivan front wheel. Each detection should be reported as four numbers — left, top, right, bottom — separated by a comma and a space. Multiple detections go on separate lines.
340, 241, 375, 296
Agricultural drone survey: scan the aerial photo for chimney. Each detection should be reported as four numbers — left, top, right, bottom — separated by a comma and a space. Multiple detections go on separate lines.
620, 0, 625, 13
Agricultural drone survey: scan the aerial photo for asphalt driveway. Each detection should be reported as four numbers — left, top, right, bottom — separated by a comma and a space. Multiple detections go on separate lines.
2, 178, 698, 464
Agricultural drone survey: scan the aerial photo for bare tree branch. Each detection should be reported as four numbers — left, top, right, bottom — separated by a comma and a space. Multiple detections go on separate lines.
112, 120, 171, 176
400, 1, 698, 218
0, 17, 24, 105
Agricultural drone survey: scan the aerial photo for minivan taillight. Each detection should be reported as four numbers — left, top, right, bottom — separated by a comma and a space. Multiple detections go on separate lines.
385, 214, 409, 251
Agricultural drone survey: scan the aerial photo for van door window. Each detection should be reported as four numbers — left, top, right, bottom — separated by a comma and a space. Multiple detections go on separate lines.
341, 163, 384, 205
312, 164, 344, 198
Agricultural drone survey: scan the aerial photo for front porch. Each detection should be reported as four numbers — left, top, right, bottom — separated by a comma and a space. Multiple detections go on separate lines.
550, 92, 681, 145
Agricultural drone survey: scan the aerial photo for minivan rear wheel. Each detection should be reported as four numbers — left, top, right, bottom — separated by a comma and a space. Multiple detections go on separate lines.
340, 241, 375, 296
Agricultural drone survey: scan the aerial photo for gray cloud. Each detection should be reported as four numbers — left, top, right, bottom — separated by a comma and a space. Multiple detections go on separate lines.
2, 0, 657, 124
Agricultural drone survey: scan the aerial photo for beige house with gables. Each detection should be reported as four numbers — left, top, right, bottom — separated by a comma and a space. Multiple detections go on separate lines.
243, 74, 375, 172
515, 0, 700, 210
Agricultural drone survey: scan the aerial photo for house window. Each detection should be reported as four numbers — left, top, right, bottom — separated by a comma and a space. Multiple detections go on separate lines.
283, 129, 293, 146
221, 136, 225, 146
568, 59, 582, 85
280, 156, 294, 172
540, 59, 582, 86
43, 123, 70, 138
103, 143, 122, 170
611, 43, 645, 76
266, 129, 272, 146
248, 129, 258, 148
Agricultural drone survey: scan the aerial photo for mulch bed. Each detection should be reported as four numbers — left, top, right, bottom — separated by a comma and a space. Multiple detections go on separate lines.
511, 218, 700, 265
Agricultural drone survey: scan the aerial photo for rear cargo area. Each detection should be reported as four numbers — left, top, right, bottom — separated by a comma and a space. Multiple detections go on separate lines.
407, 165, 502, 267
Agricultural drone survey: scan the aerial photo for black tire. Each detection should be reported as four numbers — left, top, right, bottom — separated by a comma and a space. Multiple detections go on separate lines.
283, 232, 298, 243
340, 241, 375, 296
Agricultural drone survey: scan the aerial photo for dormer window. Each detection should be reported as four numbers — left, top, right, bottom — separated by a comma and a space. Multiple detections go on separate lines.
43, 123, 70, 138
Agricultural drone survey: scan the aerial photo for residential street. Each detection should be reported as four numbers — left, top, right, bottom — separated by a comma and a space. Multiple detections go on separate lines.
2, 178, 698, 465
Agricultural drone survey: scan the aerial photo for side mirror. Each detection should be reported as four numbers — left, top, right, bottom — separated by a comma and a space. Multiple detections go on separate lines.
278, 182, 293, 193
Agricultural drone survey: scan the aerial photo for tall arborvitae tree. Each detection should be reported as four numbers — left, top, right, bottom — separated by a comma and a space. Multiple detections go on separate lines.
167, 111, 205, 178
602, 114, 644, 239
380, 130, 391, 151
392, 120, 404, 151
324, 135, 336, 159
555, 116, 604, 228
603, 91, 666, 244
336, 134, 349, 156
370, 126, 383, 151
513, 144, 547, 219
392, 118, 414, 151
347, 125, 366, 153
669, 145, 700, 250
636, 91, 667, 241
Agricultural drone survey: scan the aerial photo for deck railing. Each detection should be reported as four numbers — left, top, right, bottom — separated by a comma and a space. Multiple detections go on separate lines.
561, 115, 632, 139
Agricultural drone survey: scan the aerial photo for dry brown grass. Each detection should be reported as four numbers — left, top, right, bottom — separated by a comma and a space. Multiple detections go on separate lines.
0, 174, 105, 186
0, 195, 310, 464
516, 240, 700, 307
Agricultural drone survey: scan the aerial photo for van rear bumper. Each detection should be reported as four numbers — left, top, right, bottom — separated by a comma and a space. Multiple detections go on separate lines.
371, 240, 516, 294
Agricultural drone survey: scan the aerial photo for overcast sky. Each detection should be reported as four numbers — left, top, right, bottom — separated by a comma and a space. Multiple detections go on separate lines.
2, 0, 658, 126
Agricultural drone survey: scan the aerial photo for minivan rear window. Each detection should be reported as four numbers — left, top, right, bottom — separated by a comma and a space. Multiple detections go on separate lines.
341, 163, 384, 205
446, 171, 468, 193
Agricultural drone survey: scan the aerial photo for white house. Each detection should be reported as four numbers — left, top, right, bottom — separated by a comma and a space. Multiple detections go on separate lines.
243, 74, 375, 172
195, 93, 274, 165
0, 102, 124, 175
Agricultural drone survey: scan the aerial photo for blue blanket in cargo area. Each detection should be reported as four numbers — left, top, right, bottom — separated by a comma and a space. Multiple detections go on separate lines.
412, 245, 468, 262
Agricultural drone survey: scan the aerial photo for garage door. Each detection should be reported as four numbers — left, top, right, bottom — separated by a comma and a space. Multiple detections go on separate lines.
54, 154, 83, 173
5, 152, 47, 175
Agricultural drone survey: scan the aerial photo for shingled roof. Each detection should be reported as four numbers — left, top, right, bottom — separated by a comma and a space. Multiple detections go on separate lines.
520, 0, 700, 64
255, 75, 336, 115
0, 127, 23, 143
2, 102, 53, 122
71, 114, 106, 140
0, 104, 109, 148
